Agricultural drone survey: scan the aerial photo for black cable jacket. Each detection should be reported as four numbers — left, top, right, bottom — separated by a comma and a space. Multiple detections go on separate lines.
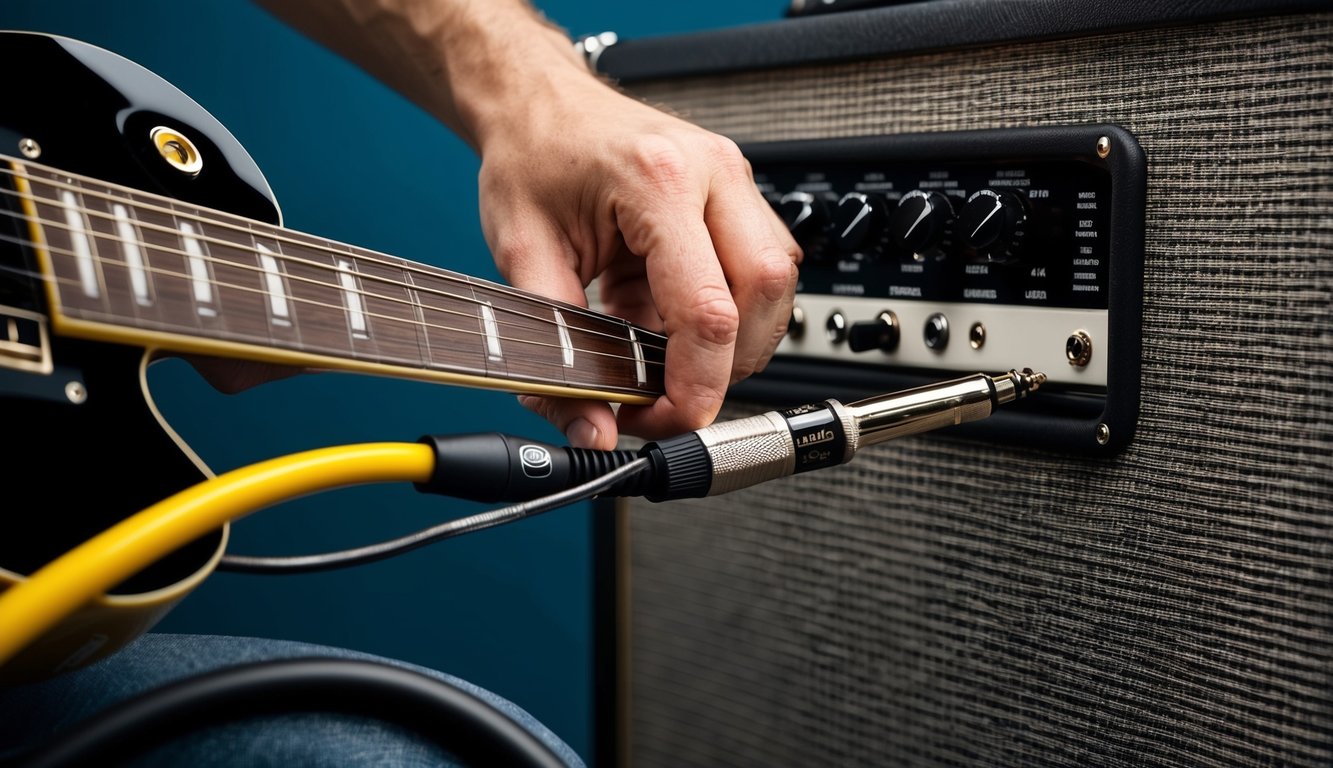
219, 456, 651, 575
414, 433, 650, 502
4, 657, 571, 768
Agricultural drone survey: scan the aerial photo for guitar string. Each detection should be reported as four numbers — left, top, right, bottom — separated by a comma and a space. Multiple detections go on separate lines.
0, 235, 666, 375
0, 184, 668, 355
0, 161, 643, 334
0, 162, 664, 340
0, 201, 669, 361
0, 218, 666, 376
0, 206, 666, 372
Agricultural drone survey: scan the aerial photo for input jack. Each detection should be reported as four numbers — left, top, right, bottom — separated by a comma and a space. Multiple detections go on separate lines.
1066, 330, 1093, 367
923, 313, 949, 351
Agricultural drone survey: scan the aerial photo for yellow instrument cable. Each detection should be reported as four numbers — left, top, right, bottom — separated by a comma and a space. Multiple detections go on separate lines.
0, 442, 434, 668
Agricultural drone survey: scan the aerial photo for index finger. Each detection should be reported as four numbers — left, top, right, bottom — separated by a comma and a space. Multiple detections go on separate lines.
703, 155, 801, 380
614, 157, 738, 438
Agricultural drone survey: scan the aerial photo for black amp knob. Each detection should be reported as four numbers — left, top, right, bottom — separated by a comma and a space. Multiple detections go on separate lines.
847, 310, 900, 353
958, 189, 1028, 263
831, 192, 888, 255
888, 190, 954, 260
778, 191, 834, 253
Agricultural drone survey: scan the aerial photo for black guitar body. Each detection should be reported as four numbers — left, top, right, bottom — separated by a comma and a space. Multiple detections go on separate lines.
0, 31, 280, 679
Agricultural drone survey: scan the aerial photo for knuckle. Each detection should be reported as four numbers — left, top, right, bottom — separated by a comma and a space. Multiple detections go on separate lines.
702, 135, 748, 176
684, 292, 740, 349
490, 231, 535, 272
629, 136, 691, 191
751, 250, 798, 305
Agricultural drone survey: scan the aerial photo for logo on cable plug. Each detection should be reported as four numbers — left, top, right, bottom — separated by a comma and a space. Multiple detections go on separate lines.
519, 445, 553, 478
795, 428, 835, 447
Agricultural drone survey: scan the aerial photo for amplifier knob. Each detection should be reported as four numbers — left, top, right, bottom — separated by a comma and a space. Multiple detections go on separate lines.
778, 191, 833, 259
847, 310, 900, 353
889, 190, 954, 260
831, 192, 888, 255
959, 189, 1028, 264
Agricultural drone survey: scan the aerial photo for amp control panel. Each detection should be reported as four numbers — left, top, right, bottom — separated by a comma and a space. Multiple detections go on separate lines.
742, 125, 1144, 452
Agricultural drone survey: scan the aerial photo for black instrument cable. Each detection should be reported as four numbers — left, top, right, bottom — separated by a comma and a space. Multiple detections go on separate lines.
3, 657, 571, 768
218, 454, 651, 574
3, 371, 1048, 768
219, 370, 1046, 575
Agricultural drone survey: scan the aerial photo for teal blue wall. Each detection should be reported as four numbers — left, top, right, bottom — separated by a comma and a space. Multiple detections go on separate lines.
1, 0, 783, 763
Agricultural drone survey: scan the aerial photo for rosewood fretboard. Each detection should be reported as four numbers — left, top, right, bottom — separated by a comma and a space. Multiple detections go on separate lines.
3, 158, 666, 402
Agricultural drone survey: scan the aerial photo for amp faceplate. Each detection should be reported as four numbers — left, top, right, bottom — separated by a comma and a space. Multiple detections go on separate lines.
743, 124, 1145, 452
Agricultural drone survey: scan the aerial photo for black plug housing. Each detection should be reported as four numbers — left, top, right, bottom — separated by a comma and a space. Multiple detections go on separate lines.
415, 433, 647, 503
637, 433, 713, 502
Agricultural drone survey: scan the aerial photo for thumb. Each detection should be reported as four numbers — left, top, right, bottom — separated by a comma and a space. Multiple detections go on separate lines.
494, 232, 622, 450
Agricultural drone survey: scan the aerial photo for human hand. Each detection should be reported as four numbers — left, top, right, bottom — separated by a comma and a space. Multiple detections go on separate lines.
474, 61, 801, 450
249, 0, 800, 449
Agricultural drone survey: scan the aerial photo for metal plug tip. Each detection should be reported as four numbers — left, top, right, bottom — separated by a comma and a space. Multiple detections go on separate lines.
993, 368, 1047, 402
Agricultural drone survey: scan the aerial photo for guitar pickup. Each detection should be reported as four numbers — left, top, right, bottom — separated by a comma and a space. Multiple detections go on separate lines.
0, 306, 53, 375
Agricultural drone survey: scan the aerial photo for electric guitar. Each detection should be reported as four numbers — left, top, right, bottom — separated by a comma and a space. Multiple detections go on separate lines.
0, 31, 665, 683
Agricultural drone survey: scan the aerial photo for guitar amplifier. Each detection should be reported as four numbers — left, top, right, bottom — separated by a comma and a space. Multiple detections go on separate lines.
591, 2, 1333, 766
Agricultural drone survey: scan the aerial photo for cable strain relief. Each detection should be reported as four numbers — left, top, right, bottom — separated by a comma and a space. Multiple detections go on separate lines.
639, 432, 712, 502
564, 448, 649, 497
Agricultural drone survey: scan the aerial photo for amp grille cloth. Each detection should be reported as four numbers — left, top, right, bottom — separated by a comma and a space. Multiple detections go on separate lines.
614, 14, 1333, 767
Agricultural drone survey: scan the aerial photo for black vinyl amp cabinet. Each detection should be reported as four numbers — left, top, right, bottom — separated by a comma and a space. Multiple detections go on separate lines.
591, 2, 1333, 767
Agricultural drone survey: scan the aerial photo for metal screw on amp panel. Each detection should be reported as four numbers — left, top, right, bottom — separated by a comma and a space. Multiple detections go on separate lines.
969, 322, 986, 349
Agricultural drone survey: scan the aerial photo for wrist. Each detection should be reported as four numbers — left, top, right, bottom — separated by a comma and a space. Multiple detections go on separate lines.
438, 0, 593, 150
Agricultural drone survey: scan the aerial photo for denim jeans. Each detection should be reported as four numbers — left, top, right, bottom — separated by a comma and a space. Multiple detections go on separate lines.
0, 633, 584, 767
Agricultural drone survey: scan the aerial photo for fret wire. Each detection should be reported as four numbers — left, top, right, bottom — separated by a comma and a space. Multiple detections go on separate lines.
0, 201, 668, 357
0, 163, 659, 341
0, 228, 667, 369
0, 184, 662, 353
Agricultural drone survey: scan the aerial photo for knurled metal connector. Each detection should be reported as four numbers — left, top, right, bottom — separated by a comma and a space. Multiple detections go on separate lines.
695, 410, 796, 496
638, 370, 1045, 502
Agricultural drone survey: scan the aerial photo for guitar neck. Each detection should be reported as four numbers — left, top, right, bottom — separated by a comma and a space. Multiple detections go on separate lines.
3, 158, 665, 403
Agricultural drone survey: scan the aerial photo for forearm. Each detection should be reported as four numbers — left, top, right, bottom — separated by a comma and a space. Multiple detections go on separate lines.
251, 0, 588, 150
253, 0, 802, 448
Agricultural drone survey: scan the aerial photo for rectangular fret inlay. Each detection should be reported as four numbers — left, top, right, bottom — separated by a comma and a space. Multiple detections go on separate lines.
553, 309, 574, 368
111, 203, 151, 306
256, 243, 291, 326
480, 302, 503, 361
11, 159, 664, 401
59, 189, 99, 299
178, 220, 215, 316
336, 259, 369, 339
629, 327, 648, 385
